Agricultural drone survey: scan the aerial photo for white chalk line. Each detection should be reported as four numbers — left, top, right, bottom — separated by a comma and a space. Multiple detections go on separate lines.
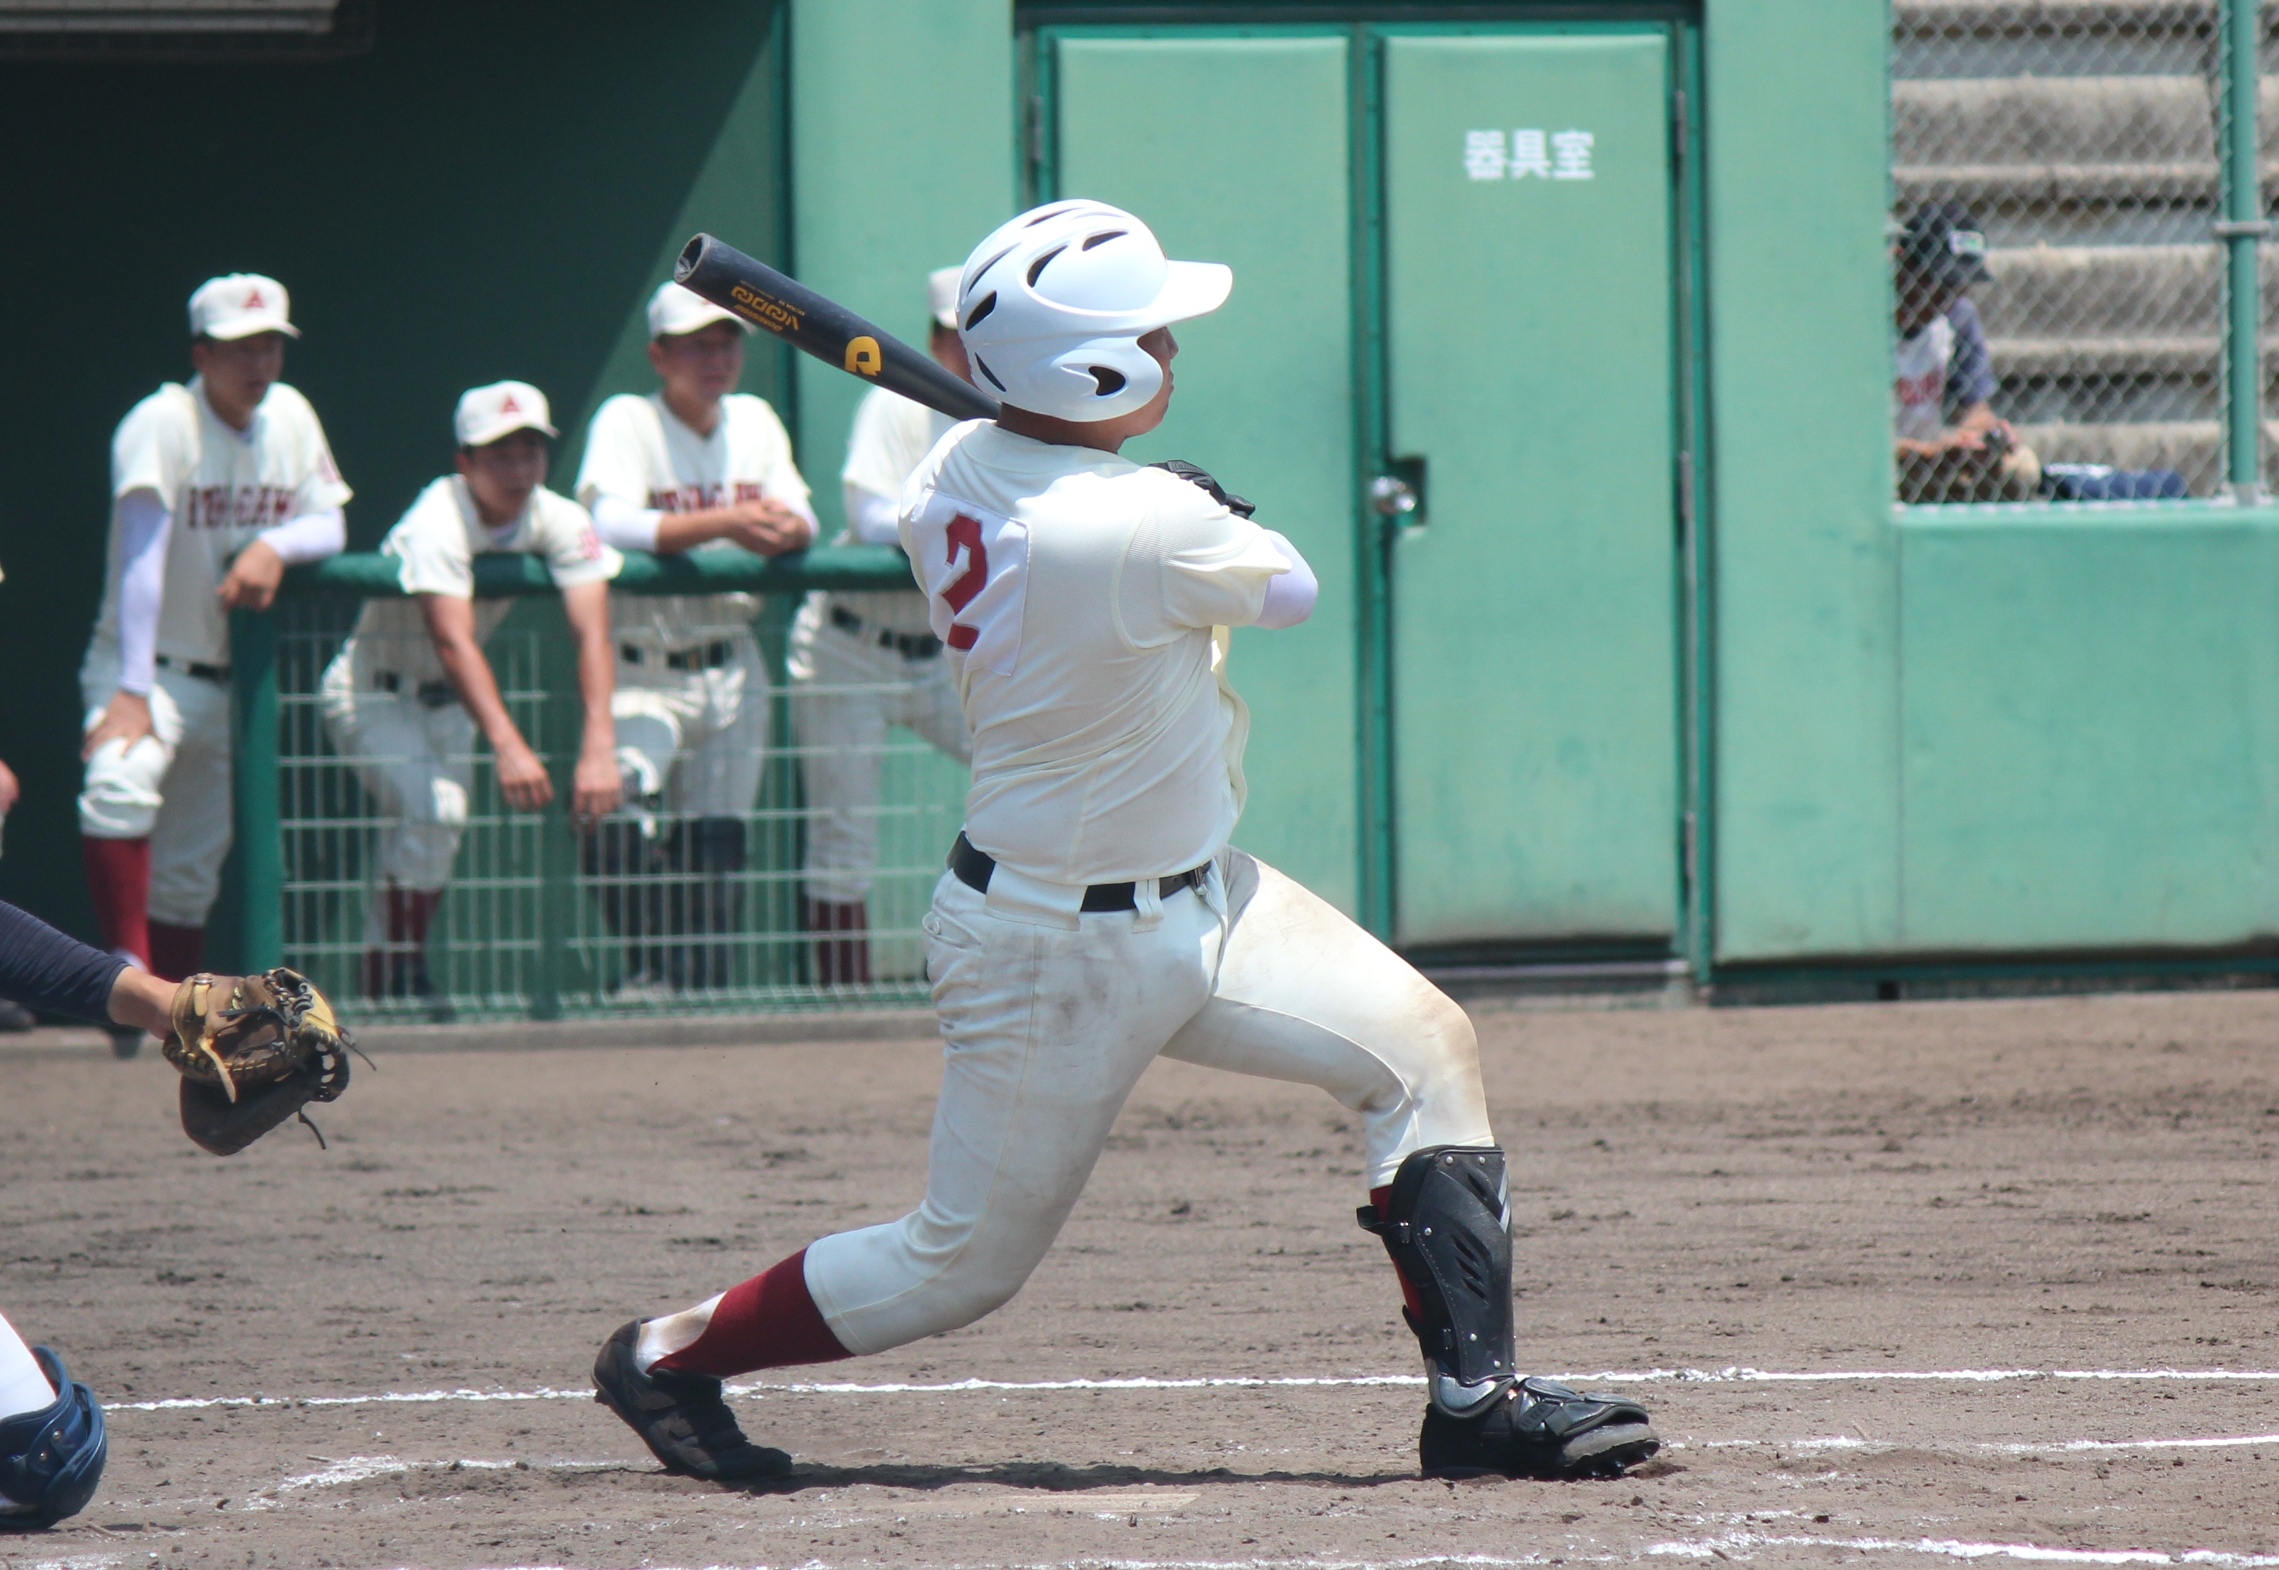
339, 1540, 2279, 1570
104, 1365, 2279, 1413
237, 1452, 625, 1510
1697, 1433, 2279, 1456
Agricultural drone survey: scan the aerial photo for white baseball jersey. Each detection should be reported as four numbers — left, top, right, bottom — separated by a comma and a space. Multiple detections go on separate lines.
833, 386, 954, 635
899, 422, 1289, 886
575, 392, 811, 644
342, 476, 619, 687
91, 378, 351, 665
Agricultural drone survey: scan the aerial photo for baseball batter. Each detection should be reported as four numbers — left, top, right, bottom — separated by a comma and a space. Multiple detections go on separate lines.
788, 266, 974, 986
577, 282, 815, 994
321, 383, 622, 1001
594, 203, 1659, 1483
78, 275, 349, 1047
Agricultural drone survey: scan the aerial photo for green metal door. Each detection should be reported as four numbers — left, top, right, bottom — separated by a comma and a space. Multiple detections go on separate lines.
1049, 30, 1363, 912
1380, 30, 1680, 952
1039, 21, 1688, 952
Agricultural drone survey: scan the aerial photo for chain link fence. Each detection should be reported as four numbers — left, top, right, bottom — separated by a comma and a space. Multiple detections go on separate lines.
262, 580, 966, 1025
1892, 0, 2273, 502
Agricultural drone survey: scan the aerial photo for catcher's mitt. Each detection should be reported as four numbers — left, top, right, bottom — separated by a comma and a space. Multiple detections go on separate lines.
163, 968, 357, 1156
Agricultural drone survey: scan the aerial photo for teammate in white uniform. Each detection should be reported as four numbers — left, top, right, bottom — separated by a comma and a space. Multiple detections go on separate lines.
788, 267, 974, 986
578, 283, 815, 994
321, 383, 622, 1002
77, 275, 349, 1053
594, 204, 1659, 1484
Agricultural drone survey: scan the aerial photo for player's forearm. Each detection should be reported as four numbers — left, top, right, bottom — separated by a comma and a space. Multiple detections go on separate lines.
590, 493, 666, 552
432, 635, 525, 754
0, 898, 131, 1025
257, 506, 345, 566
113, 489, 172, 696
562, 584, 619, 756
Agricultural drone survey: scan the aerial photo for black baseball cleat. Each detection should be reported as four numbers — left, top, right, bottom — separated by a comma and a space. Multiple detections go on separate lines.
1419, 1376, 1660, 1480
592, 1320, 792, 1482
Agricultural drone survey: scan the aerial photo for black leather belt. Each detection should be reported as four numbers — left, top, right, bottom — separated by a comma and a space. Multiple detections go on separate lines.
621, 639, 737, 671
376, 672, 458, 708
831, 604, 943, 660
950, 832, 1209, 913
154, 654, 229, 684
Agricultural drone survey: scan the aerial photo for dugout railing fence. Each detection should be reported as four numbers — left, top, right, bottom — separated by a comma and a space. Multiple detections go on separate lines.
230, 548, 967, 1024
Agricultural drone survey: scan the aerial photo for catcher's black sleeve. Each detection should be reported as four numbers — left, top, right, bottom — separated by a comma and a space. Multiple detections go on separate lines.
0, 900, 127, 1024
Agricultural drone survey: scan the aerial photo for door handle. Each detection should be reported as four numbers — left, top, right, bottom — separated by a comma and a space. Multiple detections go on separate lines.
1372, 457, 1427, 536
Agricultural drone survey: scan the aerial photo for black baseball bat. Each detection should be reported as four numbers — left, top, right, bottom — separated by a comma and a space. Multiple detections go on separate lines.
675, 234, 1001, 424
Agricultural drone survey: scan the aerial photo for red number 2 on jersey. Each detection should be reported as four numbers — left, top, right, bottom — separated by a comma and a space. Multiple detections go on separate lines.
941, 513, 987, 651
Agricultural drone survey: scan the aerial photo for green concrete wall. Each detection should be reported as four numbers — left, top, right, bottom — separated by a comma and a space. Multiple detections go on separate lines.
788, 0, 1016, 537
1702, 0, 1902, 962
0, 0, 789, 940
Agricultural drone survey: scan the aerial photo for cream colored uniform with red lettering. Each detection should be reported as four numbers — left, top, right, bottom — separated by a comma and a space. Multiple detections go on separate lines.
646, 420, 1490, 1362
78, 378, 349, 927
576, 392, 810, 818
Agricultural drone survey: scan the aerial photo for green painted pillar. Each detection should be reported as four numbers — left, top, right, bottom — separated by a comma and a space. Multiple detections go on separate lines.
229, 607, 284, 971
2222, 0, 2266, 500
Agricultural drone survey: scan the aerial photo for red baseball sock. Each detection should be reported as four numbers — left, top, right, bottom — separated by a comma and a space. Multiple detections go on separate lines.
81, 835, 151, 966
365, 885, 445, 995
148, 923, 205, 984
653, 1248, 852, 1379
1370, 1184, 1427, 1322
803, 898, 871, 986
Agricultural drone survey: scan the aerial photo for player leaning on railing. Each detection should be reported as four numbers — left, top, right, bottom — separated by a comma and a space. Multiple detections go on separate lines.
575, 283, 815, 998
74, 275, 349, 1056
594, 201, 1660, 1485
320, 383, 623, 1006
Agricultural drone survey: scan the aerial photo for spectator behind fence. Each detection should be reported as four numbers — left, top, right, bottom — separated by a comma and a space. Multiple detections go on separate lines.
788, 267, 976, 987
75, 275, 349, 1058
320, 382, 623, 1007
575, 282, 816, 998
1893, 204, 2042, 504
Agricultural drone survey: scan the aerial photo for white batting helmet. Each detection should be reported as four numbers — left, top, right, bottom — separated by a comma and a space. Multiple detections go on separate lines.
955, 200, 1231, 422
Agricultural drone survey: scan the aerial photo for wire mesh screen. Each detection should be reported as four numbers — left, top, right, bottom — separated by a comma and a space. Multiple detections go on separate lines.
1891, 0, 2268, 503
271, 592, 967, 1024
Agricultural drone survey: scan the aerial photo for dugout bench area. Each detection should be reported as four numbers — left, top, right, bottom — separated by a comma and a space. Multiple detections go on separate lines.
230, 546, 964, 1023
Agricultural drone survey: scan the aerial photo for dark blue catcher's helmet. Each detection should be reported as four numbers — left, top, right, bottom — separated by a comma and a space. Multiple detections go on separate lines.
0, 1347, 106, 1526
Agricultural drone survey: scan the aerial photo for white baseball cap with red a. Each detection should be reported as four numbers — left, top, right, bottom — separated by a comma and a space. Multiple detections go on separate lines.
453, 381, 559, 448
189, 274, 300, 340
647, 281, 750, 339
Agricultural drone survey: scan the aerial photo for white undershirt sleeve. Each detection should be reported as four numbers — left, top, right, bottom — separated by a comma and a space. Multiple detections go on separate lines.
1254, 529, 1319, 630
257, 506, 345, 566
114, 488, 171, 696
841, 484, 903, 547
589, 493, 663, 553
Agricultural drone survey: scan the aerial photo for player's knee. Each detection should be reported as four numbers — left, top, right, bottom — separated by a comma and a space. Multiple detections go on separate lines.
390, 822, 465, 890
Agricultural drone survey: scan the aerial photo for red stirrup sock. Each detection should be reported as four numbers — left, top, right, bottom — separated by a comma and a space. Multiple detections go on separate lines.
803, 898, 871, 986
81, 835, 152, 966
147, 923, 205, 984
1370, 1184, 1428, 1323
652, 1248, 852, 1379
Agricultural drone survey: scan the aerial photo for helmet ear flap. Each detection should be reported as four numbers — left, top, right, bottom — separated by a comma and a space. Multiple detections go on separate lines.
1046, 340, 1161, 420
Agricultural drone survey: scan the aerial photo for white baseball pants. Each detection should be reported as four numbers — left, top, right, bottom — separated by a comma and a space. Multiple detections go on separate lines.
801, 849, 1493, 1356
77, 655, 233, 928
612, 635, 769, 819
787, 599, 971, 902
318, 653, 476, 894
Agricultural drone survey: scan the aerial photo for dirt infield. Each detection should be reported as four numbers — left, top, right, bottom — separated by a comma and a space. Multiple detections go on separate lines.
0, 987, 2274, 1569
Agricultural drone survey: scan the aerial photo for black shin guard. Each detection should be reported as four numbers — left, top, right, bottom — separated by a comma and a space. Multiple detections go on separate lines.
1359, 1145, 1515, 1418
